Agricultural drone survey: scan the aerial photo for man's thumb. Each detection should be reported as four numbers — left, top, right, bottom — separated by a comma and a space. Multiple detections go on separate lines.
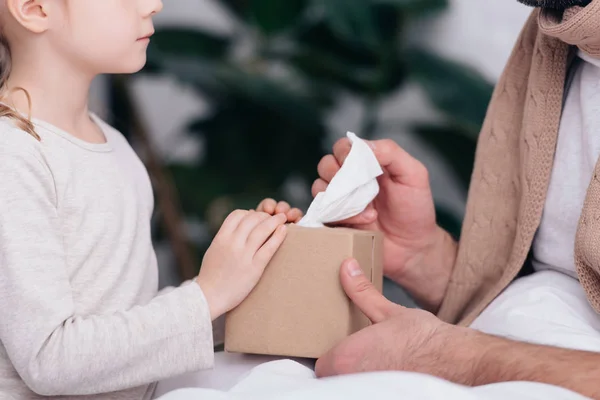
340, 258, 399, 323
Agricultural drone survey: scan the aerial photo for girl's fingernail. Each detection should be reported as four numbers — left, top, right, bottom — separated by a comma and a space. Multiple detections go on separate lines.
347, 259, 363, 277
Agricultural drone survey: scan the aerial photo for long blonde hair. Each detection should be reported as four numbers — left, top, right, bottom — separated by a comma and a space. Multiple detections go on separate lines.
0, 34, 39, 140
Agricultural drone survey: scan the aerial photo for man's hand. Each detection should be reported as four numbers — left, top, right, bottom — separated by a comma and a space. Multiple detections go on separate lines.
316, 258, 459, 378
316, 259, 600, 400
314, 139, 457, 311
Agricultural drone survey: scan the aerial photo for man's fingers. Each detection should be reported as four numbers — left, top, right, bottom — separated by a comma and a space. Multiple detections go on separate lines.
368, 139, 429, 188
317, 154, 340, 183
311, 179, 328, 197
332, 138, 352, 166
315, 340, 357, 378
334, 205, 377, 226
340, 258, 401, 323
332, 138, 351, 166
332, 138, 428, 188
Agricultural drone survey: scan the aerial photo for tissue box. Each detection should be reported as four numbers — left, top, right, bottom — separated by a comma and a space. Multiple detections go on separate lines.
224, 224, 383, 359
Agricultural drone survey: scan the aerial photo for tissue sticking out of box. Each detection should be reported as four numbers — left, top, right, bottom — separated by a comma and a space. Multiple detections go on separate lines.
298, 132, 384, 228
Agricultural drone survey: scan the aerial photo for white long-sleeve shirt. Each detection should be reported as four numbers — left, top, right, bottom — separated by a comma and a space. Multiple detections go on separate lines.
0, 114, 214, 399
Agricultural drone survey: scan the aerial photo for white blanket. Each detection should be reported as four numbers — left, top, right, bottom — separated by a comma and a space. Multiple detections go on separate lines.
154, 271, 599, 400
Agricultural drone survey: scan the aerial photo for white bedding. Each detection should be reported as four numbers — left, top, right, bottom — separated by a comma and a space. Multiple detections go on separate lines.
154, 270, 599, 400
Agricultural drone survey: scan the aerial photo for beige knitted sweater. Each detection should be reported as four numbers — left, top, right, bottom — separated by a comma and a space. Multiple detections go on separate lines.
438, 3, 600, 325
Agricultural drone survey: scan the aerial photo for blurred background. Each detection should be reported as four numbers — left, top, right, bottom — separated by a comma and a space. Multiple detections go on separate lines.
90, 0, 531, 341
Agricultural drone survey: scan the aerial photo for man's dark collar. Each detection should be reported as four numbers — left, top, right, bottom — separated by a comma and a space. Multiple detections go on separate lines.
516, 0, 592, 9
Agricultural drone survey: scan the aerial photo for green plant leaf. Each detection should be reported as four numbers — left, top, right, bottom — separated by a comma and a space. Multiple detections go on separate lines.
435, 203, 463, 240
412, 123, 476, 192
167, 164, 229, 217
148, 27, 231, 59
375, 0, 448, 15
274, 46, 406, 95
249, 0, 308, 35
217, 0, 248, 21
146, 55, 325, 133
319, 0, 379, 47
293, 4, 403, 66
185, 102, 325, 191
406, 49, 493, 133
278, 7, 406, 95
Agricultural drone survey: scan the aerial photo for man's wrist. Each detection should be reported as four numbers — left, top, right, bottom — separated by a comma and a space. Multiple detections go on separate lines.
395, 227, 458, 312
426, 324, 484, 386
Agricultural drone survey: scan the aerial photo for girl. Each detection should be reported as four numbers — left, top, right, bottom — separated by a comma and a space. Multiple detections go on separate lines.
0, 1, 300, 399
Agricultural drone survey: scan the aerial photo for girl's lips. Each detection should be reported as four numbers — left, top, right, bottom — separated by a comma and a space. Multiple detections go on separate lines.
137, 32, 154, 41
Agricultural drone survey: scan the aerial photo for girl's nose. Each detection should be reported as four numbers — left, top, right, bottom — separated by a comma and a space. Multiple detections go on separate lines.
144, 0, 163, 17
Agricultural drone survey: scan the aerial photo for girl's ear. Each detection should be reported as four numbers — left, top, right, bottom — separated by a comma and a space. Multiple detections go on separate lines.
5, 0, 51, 34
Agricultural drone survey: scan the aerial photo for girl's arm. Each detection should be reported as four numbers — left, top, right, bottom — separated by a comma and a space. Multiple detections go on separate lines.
0, 149, 214, 396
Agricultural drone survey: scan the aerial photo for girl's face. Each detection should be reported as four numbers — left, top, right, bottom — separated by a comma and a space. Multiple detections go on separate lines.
49, 0, 163, 74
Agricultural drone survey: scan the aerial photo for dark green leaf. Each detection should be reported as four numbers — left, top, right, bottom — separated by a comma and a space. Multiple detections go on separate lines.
320, 0, 379, 46
148, 28, 231, 59
142, 57, 229, 99
167, 164, 230, 218
249, 0, 308, 35
217, 0, 248, 21
281, 6, 406, 95
186, 103, 325, 193
276, 46, 406, 95
435, 203, 463, 240
412, 124, 476, 192
375, 0, 448, 15
148, 56, 324, 133
294, 4, 403, 66
406, 49, 493, 133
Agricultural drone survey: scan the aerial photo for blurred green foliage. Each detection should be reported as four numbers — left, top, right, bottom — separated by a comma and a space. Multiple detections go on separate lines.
111, 0, 493, 273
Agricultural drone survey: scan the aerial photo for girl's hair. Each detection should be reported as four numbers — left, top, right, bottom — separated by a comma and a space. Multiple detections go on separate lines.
0, 34, 39, 140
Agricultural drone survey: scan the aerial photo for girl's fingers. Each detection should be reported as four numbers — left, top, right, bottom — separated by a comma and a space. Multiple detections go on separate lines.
253, 224, 288, 267
286, 208, 303, 223
247, 213, 287, 251
234, 211, 272, 241
257, 198, 277, 214
275, 201, 291, 214
219, 209, 250, 236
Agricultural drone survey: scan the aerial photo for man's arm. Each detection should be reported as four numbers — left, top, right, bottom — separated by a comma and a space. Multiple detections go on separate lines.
462, 330, 600, 398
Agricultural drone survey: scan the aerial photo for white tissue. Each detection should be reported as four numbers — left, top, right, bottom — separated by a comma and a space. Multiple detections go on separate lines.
298, 132, 383, 228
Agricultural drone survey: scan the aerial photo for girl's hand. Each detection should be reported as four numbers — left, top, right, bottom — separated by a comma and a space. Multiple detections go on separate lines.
256, 198, 303, 223
196, 210, 288, 320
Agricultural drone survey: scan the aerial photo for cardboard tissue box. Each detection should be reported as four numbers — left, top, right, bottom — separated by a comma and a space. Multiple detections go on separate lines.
225, 131, 385, 358
224, 224, 383, 358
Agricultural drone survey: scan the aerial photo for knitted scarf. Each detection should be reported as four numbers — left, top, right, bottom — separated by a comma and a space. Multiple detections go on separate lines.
438, 2, 600, 325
